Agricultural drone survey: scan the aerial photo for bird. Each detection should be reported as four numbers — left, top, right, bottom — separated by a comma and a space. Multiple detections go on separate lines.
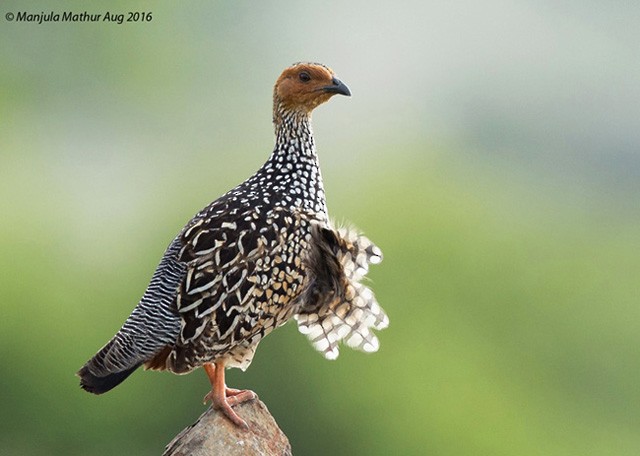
77, 62, 389, 429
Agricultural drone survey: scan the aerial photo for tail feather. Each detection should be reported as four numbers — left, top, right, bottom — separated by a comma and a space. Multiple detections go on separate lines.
77, 237, 186, 395
77, 334, 144, 394
77, 362, 141, 394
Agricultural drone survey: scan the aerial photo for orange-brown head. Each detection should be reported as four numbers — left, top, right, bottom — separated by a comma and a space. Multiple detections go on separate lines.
273, 62, 350, 123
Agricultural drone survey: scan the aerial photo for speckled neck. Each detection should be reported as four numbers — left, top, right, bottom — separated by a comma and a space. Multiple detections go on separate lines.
245, 108, 328, 220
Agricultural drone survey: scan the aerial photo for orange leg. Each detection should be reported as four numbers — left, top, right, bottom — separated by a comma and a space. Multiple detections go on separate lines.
203, 362, 257, 429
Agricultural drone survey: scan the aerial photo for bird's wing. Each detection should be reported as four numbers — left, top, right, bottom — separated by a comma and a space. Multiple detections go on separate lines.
166, 206, 315, 373
295, 224, 388, 360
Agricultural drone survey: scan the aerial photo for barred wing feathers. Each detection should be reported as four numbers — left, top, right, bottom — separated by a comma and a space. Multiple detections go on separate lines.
295, 224, 388, 360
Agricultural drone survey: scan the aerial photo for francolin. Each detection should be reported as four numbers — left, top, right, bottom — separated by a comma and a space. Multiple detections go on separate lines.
78, 62, 388, 428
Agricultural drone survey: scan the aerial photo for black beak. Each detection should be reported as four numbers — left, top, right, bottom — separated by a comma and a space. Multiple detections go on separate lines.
321, 77, 351, 96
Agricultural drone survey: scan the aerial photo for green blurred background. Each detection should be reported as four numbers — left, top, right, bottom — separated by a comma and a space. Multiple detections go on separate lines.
2, 1, 639, 455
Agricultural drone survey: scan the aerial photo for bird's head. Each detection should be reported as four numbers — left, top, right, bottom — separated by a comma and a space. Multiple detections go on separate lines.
273, 62, 350, 122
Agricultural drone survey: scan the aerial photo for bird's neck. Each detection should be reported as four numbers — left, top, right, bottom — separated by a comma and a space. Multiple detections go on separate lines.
255, 109, 328, 219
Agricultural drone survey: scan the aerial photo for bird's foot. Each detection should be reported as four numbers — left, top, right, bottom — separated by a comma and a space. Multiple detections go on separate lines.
225, 387, 258, 405
203, 387, 257, 429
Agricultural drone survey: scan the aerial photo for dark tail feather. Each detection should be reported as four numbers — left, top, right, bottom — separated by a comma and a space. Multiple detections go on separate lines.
77, 363, 141, 394
77, 336, 142, 394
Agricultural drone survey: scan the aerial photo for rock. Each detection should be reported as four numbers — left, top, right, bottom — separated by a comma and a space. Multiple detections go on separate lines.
164, 399, 292, 456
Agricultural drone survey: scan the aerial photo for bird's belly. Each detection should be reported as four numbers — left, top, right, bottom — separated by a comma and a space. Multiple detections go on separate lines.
220, 304, 296, 371
193, 264, 308, 369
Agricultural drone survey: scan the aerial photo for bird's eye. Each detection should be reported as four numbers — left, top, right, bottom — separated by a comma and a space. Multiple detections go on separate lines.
299, 71, 311, 83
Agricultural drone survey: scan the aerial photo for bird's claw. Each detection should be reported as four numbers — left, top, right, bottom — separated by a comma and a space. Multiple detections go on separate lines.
203, 387, 257, 430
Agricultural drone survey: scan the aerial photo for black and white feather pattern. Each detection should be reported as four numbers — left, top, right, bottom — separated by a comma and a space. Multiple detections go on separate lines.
77, 239, 185, 392
295, 225, 388, 360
